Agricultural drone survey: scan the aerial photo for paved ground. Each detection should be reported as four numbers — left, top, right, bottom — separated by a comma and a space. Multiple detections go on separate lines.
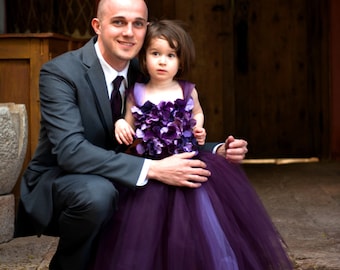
244, 160, 340, 270
0, 160, 339, 269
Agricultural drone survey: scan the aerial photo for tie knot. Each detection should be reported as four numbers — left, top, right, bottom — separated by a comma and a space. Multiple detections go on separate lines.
113, 76, 124, 91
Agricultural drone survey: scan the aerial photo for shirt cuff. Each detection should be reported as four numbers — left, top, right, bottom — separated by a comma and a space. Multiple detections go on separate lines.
212, 143, 223, 154
136, 159, 151, 186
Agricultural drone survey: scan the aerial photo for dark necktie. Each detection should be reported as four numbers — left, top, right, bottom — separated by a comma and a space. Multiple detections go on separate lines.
110, 76, 124, 123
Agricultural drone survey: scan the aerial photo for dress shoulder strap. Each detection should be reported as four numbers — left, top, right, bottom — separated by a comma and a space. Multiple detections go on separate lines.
178, 80, 196, 102
132, 83, 146, 106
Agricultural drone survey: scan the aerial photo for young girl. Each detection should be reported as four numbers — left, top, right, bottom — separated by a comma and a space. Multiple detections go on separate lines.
92, 20, 293, 270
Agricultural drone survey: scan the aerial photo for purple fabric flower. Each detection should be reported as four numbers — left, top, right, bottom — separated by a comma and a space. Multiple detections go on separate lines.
132, 98, 198, 159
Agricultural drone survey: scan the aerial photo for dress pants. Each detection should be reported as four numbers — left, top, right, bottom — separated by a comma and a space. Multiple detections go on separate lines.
49, 174, 119, 270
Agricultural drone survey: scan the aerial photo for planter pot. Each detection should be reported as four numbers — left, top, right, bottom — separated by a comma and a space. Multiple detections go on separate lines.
0, 103, 27, 195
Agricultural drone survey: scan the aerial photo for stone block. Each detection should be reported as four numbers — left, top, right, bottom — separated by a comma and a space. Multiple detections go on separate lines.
0, 103, 28, 195
0, 194, 15, 243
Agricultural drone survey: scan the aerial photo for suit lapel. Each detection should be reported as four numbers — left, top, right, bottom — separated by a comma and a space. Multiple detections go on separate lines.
86, 64, 113, 133
82, 38, 114, 139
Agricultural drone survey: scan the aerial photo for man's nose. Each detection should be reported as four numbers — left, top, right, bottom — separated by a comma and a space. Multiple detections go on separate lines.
122, 23, 133, 36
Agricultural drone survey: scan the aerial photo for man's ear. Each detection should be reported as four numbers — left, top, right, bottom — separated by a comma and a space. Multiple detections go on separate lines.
91, 18, 101, 35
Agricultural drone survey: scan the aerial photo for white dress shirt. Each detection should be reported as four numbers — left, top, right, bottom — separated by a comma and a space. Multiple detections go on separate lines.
94, 42, 150, 186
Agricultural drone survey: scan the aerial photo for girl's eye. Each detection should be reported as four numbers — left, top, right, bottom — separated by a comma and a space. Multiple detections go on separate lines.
169, 53, 176, 58
152, 52, 159, 56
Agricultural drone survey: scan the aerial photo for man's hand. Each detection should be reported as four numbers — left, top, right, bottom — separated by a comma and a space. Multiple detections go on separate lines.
148, 152, 210, 188
217, 135, 248, 163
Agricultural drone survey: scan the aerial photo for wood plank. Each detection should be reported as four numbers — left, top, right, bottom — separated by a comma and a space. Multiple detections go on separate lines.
0, 39, 31, 58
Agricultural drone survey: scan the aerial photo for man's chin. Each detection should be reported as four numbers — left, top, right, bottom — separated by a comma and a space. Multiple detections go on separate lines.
118, 50, 139, 61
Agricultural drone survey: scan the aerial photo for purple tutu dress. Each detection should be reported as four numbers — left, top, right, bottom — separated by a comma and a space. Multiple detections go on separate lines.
91, 81, 293, 270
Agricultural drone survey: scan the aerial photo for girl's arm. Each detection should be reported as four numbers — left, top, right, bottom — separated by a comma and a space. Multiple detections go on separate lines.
191, 88, 206, 145
114, 96, 135, 145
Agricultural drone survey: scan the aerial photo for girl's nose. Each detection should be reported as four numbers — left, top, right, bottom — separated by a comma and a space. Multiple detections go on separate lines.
159, 55, 166, 64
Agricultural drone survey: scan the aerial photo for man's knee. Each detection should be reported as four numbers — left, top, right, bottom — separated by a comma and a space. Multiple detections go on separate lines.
78, 179, 119, 223
88, 180, 118, 219
54, 175, 119, 227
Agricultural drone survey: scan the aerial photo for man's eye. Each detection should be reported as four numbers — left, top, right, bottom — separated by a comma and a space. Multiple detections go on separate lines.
133, 21, 146, 28
112, 20, 125, 26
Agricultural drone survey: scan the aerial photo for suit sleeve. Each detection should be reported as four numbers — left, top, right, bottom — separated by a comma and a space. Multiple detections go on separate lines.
39, 59, 144, 188
200, 142, 221, 152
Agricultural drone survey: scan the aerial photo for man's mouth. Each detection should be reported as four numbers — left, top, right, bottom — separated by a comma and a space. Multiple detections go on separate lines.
118, 40, 135, 47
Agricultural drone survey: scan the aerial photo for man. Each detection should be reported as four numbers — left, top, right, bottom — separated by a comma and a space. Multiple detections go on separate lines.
15, 0, 248, 269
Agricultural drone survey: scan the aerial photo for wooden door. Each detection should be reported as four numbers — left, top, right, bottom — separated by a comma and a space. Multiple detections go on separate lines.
234, 0, 329, 158
147, 0, 329, 159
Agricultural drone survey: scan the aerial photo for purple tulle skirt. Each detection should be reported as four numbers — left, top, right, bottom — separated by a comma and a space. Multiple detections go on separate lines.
91, 151, 293, 270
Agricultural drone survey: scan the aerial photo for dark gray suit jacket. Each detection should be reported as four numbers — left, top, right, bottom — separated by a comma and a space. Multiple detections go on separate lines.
16, 37, 218, 237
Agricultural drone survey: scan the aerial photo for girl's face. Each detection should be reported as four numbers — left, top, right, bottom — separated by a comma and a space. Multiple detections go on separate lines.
145, 37, 180, 81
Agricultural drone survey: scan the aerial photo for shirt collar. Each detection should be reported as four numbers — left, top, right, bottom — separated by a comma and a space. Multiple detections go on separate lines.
94, 42, 129, 89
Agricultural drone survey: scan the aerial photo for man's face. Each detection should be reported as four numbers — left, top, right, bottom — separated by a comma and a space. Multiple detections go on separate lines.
92, 0, 148, 71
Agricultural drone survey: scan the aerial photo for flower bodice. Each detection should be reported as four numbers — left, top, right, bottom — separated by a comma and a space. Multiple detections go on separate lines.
131, 81, 198, 159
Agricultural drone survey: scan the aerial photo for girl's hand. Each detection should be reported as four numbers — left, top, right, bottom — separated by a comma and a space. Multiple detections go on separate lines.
114, 119, 135, 145
193, 127, 206, 145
